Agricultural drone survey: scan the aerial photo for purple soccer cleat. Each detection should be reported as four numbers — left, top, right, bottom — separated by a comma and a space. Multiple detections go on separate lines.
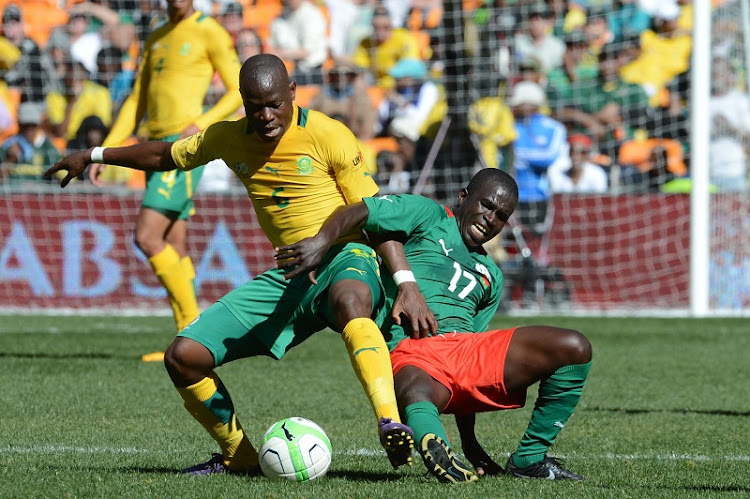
378, 417, 415, 469
181, 453, 260, 477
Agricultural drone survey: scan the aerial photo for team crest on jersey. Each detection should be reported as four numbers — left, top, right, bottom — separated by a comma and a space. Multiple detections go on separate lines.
475, 263, 492, 286
297, 156, 313, 174
180, 43, 191, 56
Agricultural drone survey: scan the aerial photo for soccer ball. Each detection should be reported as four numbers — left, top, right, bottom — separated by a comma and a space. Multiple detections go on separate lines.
259, 417, 332, 482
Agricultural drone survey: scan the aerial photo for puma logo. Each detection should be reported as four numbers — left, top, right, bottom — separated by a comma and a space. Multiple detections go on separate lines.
439, 238, 453, 256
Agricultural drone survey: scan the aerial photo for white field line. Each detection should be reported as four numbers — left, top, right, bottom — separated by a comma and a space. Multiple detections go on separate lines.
2, 445, 749, 462
0, 322, 170, 334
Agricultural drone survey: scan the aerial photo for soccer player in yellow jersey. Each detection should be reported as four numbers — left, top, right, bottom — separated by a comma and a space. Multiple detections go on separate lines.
47, 54, 437, 475
89, 0, 242, 358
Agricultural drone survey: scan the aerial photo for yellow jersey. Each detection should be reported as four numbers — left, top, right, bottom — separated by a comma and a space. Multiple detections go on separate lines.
105, 11, 241, 145
171, 106, 379, 248
353, 29, 422, 89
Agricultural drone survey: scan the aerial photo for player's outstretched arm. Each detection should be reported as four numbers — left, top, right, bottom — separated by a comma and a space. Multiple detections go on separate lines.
44, 142, 178, 188
274, 202, 370, 280
455, 414, 504, 476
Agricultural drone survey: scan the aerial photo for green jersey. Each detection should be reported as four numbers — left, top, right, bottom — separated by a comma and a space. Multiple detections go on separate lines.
364, 194, 504, 351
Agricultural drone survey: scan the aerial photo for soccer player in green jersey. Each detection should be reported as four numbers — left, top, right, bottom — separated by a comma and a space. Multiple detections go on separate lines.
46, 54, 436, 475
277, 168, 593, 483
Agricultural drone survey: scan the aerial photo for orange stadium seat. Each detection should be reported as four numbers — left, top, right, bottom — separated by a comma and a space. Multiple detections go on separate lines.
366, 86, 386, 110
241, 0, 282, 42
618, 138, 687, 176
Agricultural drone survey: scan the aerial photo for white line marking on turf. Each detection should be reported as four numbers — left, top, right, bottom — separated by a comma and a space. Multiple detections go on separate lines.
1, 445, 147, 454
3, 445, 749, 463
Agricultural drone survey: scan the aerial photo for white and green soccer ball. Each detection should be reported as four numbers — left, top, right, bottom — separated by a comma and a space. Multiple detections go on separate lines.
259, 417, 332, 482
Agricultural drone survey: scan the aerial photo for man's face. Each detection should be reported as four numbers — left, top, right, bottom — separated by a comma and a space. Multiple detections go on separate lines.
167, 0, 193, 20
372, 15, 392, 44
455, 184, 516, 249
570, 144, 590, 170
242, 78, 296, 142
2, 19, 23, 44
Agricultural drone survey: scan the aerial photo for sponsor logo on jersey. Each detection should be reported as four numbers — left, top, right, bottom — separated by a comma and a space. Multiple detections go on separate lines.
439, 239, 453, 256
297, 156, 313, 174
352, 150, 363, 167
378, 195, 393, 202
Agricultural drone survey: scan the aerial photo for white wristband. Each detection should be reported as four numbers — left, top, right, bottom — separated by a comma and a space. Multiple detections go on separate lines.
393, 270, 416, 286
91, 146, 106, 163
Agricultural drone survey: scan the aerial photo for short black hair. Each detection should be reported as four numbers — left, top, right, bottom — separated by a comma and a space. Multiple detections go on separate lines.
466, 168, 519, 204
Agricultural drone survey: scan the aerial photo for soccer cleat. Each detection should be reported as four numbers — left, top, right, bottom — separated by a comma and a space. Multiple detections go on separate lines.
418, 433, 478, 484
505, 455, 584, 481
378, 417, 415, 469
181, 453, 260, 476
141, 351, 165, 362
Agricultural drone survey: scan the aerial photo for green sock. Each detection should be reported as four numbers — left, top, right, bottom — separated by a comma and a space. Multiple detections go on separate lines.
404, 401, 450, 446
512, 361, 592, 468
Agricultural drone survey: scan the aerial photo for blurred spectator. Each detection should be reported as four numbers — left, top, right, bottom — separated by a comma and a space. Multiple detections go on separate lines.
218, 2, 244, 45
551, 43, 650, 159
266, 0, 328, 85
309, 62, 376, 141
548, 134, 608, 193
352, 5, 423, 89
324, 0, 376, 59
468, 89, 517, 170
2, 0, 68, 48
582, 5, 614, 53
97, 46, 134, 113
510, 80, 569, 235
46, 60, 112, 141
51, 2, 120, 76
0, 102, 61, 182
65, 115, 109, 155
133, 0, 164, 43
236, 28, 263, 63
709, 56, 750, 192
608, 0, 651, 44
1, 4, 56, 104
512, 3, 566, 76
373, 58, 443, 193
546, 31, 598, 101
619, 3, 691, 107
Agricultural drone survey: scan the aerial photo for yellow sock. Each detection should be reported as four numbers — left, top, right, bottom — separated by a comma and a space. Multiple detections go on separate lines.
180, 255, 200, 325
177, 373, 259, 471
341, 318, 401, 423
148, 245, 199, 332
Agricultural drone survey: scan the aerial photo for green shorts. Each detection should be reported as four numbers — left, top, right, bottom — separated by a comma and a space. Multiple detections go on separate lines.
141, 134, 205, 220
178, 242, 384, 364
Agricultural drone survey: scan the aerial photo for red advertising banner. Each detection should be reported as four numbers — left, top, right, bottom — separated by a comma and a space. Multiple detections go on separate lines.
2, 191, 744, 311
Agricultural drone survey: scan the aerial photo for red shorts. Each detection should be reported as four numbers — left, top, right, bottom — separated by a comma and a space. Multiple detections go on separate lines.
390, 329, 527, 415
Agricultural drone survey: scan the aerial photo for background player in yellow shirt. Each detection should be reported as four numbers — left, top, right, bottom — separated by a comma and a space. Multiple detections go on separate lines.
46, 54, 436, 475
90, 0, 242, 360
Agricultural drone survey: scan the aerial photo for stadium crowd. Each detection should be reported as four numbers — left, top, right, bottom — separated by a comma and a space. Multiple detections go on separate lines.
0, 0, 745, 194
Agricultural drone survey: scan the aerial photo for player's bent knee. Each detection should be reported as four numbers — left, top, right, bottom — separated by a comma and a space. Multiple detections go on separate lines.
329, 280, 373, 326
164, 337, 214, 385
560, 330, 592, 365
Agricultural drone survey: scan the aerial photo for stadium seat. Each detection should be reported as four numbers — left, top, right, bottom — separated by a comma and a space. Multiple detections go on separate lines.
618, 138, 686, 176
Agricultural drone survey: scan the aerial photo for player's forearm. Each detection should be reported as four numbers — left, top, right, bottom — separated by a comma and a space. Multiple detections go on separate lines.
94, 142, 177, 171
317, 202, 370, 245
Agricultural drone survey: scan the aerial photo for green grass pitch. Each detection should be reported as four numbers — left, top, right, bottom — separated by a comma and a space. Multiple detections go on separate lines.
1, 315, 748, 498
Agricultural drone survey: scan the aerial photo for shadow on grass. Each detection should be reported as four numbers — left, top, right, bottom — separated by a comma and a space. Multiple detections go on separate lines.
586, 406, 750, 417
